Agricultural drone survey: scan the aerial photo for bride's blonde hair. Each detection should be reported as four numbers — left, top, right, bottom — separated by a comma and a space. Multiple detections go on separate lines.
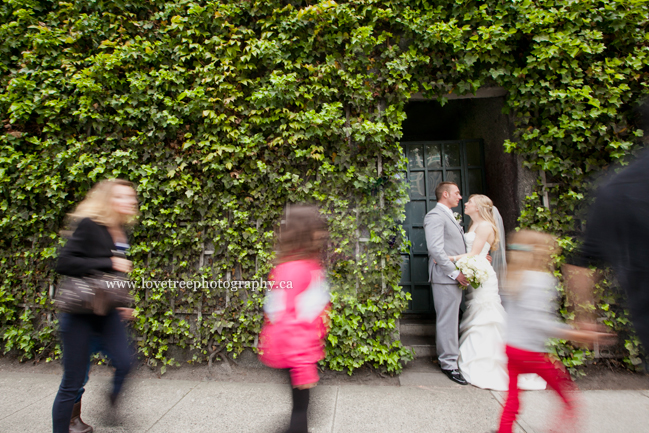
468, 194, 499, 251
68, 179, 138, 227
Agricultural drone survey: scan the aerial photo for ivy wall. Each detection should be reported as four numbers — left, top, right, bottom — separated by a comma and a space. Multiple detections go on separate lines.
1, 0, 647, 373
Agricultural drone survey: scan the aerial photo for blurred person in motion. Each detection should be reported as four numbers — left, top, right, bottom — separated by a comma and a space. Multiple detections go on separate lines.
258, 205, 330, 433
564, 147, 649, 362
498, 230, 612, 433
52, 179, 138, 433
59, 229, 135, 433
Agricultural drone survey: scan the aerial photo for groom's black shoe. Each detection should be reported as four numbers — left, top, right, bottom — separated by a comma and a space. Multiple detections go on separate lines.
441, 369, 468, 385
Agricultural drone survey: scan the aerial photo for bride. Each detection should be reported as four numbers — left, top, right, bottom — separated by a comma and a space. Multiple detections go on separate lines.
448, 194, 546, 391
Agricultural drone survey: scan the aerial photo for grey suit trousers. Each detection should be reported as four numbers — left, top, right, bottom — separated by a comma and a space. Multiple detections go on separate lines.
432, 282, 463, 370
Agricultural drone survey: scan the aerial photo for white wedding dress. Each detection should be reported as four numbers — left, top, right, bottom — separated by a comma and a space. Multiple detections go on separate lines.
458, 232, 546, 391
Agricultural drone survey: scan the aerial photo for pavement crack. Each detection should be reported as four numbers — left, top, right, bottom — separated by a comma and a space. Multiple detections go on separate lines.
143, 381, 201, 432
329, 386, 340, 433
0, 390, 57, 421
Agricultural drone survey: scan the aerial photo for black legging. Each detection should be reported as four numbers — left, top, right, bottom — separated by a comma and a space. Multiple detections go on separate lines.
52, 310, 134, 433
287, 387, 310, 433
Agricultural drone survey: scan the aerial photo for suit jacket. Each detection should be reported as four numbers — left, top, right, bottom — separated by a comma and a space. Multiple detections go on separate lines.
423, 205, 467, 285
56, 217, 118, 277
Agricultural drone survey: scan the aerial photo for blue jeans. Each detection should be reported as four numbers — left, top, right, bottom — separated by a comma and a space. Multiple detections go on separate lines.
74, 337, 109, 403
52, 311, 134, 433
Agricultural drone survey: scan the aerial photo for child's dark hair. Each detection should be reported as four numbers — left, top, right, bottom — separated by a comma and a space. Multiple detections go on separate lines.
275, 205, 328, 264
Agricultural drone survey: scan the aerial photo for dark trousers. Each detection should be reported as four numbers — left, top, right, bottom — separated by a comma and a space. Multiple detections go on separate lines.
52, 310, 134, 433
75, 336, 109, 403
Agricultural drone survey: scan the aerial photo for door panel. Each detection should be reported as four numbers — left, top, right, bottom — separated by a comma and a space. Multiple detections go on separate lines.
410, 228, 427, 253
446, 170, 462, 187
443, 144, 461, 167
405, 201, 427, 226
400, 255, 411, 284
411, 257, 429, 282
409, 172, 426, 198
425, 143, 442, 168
427, 171, 443, 196
408, 144, 425, 168
410, 285, 432, 314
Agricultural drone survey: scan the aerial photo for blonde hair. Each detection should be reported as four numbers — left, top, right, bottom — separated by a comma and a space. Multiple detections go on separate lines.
468, 194, 499, 251
505, 229, 560, 297
69, 179, 138, 227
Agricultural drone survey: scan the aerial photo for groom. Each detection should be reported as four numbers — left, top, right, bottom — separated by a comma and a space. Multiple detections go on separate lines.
423, 181, 469, 385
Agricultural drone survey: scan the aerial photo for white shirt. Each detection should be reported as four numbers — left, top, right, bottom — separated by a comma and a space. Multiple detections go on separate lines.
436, 203, 461, 280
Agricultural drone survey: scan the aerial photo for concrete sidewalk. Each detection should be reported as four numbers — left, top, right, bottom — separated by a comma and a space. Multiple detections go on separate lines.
1, 368, 649, 433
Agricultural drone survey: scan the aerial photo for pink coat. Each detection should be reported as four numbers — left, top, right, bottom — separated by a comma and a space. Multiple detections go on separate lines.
258, 259, 330, 385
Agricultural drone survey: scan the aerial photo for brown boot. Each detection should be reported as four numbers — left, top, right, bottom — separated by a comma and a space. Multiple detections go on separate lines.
70, 400, 93, 433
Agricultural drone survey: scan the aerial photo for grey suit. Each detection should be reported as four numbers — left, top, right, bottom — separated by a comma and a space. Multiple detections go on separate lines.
423, 204, 467, 370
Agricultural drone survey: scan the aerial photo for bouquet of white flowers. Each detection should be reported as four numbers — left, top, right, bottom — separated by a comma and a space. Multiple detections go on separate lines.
455, 255, 491, 289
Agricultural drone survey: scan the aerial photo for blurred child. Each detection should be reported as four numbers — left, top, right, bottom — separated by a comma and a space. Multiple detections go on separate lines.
498, 230, 612, 433
258, 205, 330, 433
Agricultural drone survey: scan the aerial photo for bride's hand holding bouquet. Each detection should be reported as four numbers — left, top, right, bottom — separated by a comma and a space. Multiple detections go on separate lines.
452, 255, 491, 289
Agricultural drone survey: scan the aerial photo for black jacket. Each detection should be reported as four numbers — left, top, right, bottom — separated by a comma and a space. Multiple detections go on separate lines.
56, 217, 117, 277
579, 148, 649, 275
577, 148, 649, 348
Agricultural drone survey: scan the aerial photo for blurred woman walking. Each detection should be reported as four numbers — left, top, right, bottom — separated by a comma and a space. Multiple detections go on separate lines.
52, 179, 138, 433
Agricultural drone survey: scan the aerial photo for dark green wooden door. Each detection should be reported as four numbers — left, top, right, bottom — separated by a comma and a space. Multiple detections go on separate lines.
400, 140, 486, 314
